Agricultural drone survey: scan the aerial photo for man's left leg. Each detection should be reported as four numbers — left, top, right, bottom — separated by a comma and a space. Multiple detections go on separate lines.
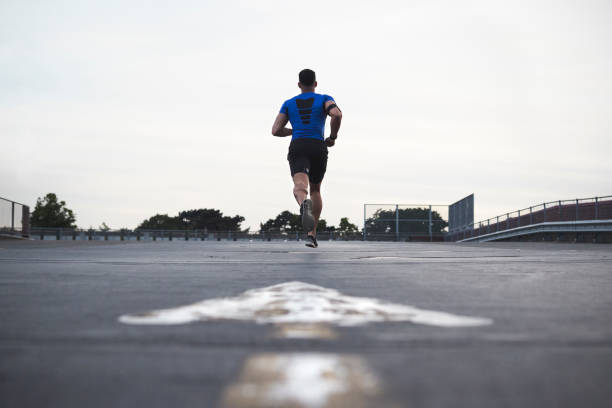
309, 182, 322, 236
292, 173, 309, 205
293, 173, 315, 232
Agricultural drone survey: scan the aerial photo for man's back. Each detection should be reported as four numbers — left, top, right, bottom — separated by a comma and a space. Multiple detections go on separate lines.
280, 92, 334, 140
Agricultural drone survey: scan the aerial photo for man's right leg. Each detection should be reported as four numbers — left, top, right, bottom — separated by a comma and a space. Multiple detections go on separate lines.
303, 182, 322, 248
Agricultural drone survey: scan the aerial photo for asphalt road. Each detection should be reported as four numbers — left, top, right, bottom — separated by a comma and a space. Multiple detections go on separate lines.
0, 240, 611, 407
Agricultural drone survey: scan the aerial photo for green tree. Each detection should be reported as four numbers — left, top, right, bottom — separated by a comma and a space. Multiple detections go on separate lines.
316, 218, 335, 232
260, 210, 300, 233
260, 210, 336, 233
338, 217, 359, 233
365, 208, 447, 235
137, 214, 183, 230
30, 193, 76, 228
179, 209, 245, 231
137, 209, 245, 231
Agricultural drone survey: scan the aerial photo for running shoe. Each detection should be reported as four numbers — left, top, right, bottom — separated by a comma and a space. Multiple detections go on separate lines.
300, 199, 315, 232
305, 234, 318, 248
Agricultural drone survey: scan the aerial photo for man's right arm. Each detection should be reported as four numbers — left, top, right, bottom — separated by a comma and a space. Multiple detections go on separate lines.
271, 113, 292, 137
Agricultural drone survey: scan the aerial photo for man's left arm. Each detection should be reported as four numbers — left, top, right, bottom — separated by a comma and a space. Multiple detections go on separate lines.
271, 113, 292, 137
324, 99, 342, 147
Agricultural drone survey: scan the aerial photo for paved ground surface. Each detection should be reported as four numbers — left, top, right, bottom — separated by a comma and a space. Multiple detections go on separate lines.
0, 240, 611, 407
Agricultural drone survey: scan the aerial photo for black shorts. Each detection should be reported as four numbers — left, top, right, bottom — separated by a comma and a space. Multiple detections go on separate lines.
287, 138, 328, 184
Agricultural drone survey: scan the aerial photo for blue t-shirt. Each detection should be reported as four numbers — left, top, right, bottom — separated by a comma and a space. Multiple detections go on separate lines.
280, 92, 334, 140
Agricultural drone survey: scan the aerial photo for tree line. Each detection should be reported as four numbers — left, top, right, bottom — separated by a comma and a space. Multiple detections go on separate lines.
29, 193, 361, 233
30, 193, 447, 234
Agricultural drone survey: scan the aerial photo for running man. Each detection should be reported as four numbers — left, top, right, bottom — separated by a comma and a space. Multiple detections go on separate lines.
271, 69, 342, 248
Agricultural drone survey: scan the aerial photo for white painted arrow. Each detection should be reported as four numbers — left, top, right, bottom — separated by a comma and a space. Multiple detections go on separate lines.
119, 281, 491, 327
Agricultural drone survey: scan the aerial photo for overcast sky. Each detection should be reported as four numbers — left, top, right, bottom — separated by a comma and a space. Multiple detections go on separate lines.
1, 0, 610, 230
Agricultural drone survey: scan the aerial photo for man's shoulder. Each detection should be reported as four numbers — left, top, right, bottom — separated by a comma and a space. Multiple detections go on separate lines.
283, 93, 334, 103
282, 94, 300, 105
314, 93, 333, 100
319, 93, 334, 101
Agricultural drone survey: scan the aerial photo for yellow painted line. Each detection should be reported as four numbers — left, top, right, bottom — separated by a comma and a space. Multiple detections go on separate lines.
273, 323, 338, 340
219, 353, 393, 408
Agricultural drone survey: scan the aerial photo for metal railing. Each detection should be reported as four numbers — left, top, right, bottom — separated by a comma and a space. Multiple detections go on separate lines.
0, 197, 30, 238
29, 227, 364, 242
447, 195, 612, 242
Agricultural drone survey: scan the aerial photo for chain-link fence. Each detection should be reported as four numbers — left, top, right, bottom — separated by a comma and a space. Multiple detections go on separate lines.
363, 204, 449, 241
0, 197, 30, 238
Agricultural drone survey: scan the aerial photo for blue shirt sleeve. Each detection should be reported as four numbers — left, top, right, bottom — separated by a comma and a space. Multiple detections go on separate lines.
323, 94, 335, 103
280, 100, 289, 115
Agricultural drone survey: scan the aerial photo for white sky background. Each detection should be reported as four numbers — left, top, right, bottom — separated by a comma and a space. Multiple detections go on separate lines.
1, 0, 611, 230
